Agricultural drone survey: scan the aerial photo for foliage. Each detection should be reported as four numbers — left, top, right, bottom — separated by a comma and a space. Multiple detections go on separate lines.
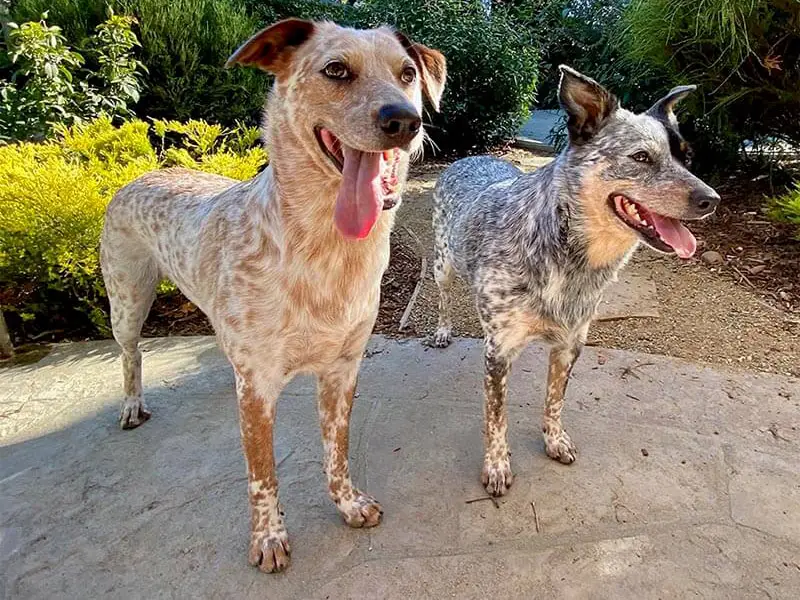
0, 11, 145, 141
505, 0, 670, 112
622, 0, 800, 170
12, 0, 538, 151
253, 0, 539, 153
769, 181, 800, 236
83, 11, 147, 119
1, 16, 84, 140
12, 0, 267, 126
0, 117, 268, 338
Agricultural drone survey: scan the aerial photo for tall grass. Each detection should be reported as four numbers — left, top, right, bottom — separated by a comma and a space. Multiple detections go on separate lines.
622, 0, 800, 170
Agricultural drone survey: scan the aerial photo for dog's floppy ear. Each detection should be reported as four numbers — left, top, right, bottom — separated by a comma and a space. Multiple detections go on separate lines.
558, 65, 618, 144
226, 19, 314, 74
647, 85, 696, 129
395, 31, 447, 112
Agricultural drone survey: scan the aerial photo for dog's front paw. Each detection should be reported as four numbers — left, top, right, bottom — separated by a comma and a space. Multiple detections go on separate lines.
119, 398, 151, 430
339, 492, 383, 528
428, 327, 452, 348
544, 429, 577, 464
482, 458, 513, 497
249, 528, 291, 573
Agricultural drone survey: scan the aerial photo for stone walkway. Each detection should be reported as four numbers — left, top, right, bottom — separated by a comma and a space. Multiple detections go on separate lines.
1, 336, 798, 599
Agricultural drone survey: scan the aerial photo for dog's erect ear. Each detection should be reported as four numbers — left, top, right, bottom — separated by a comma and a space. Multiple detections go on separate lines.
226, 19, 314, 73
648, 85, 697, 165
647, 85, 696, 129
558, 65, 618, 144
395, 31, 447, 112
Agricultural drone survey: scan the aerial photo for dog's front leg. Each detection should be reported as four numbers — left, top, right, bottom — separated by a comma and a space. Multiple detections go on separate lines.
317, 358, 383, 528
234, 368, 290, 573
482, 337, 514, 497
542, 338, 584, 464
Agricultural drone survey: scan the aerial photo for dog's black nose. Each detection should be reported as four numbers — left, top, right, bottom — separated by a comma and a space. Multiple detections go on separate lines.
378, 104, 422, 144
690, 188, 720, 215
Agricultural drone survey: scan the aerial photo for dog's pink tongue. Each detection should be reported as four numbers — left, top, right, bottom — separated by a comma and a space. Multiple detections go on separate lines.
649, 213, 697, 259
334, 146, 382, 240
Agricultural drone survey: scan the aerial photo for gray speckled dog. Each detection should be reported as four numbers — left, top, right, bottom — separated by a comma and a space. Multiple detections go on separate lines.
431, 66, 720, 497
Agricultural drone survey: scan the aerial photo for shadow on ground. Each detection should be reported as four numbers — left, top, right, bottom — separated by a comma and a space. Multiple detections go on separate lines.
1, 336, 799, 599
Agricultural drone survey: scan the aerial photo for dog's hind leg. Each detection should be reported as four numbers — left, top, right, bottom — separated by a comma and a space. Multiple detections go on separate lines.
317, 357, 382, 528
102, 243, 159, 429
431, 233, 455, 347
542, 324, 588, 464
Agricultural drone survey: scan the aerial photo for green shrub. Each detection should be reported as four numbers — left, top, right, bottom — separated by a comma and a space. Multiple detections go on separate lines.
622, 0, 800, 171
0, 117, 267, 339
505, 0, 670, 112
253, 0, 539, 153
0, 11, 146, 141
769, 182, 800, 236
11, 0, 266, 126
14, 0, 539, 151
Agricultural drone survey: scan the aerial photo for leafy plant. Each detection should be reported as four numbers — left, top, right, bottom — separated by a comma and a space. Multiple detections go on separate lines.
83, 11, 147, 119
0, 15, 84, 140
0, 117, 268, 339
769, 181, 800, 236
12, 0, 267, 126
0, 10, 146, 141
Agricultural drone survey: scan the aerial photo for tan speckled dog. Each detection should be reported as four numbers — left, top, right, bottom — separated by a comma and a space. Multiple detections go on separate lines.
100, 18, 445, 573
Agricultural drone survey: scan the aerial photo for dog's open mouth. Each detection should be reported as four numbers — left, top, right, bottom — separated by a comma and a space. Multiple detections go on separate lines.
610, 194, 697, 259
315, 127, 402, 240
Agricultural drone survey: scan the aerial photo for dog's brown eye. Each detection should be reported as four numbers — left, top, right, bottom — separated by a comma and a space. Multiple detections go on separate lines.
400, 66, 416, 84
631, 151, 651, 164
323, 61, 350, 80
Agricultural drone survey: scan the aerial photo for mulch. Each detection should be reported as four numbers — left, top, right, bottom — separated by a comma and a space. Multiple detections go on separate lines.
693, 176, 799, 314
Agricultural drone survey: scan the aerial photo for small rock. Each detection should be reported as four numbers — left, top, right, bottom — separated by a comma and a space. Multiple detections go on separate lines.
597, 354, 608, 365
641, 448, 649, 457
701, 250, 723, 265
748, 264, 766, 275
779, 291, 791, 301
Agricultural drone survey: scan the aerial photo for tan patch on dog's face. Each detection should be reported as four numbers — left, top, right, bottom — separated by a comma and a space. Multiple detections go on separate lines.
577, 163, 639, 268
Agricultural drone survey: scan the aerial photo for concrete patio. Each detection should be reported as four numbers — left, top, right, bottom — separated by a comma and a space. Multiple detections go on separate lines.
1, 336, 798, 599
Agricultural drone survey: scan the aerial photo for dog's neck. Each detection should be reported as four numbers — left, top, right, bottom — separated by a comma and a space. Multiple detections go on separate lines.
260, 105, 395, 270
520, 153, 638, 279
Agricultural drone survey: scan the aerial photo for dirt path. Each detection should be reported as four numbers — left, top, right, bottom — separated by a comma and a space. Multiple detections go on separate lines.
379, 149, 799, 378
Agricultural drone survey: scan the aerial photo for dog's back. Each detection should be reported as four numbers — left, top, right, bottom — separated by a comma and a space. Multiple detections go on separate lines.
433, 156, 527, 274
101, 168, 257, 313
434, 156, 522, 215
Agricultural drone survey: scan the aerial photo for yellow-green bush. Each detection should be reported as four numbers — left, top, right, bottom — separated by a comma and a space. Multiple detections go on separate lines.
0, 116, 267, 339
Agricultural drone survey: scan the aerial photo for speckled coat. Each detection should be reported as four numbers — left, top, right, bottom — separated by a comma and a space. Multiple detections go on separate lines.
431, 66, 719, 497
100, 19, 445, 573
